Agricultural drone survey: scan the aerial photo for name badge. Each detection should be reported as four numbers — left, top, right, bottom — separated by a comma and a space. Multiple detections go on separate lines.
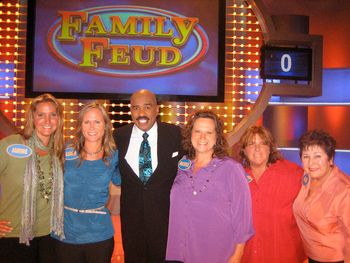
178, 158, 191, 171
6, 144, 32, 158
302, 174, 309, 186
65, 147, 79, 160
245, 173, 253, 183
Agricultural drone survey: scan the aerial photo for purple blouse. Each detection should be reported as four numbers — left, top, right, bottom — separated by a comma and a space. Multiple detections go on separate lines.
166, 157, 254, 263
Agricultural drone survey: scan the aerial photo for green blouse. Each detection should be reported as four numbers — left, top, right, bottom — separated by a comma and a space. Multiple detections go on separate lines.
0, 134, 51, 237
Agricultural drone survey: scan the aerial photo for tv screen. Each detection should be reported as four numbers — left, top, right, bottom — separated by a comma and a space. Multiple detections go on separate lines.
260, 46, 312, 81
25, 0, 225, 102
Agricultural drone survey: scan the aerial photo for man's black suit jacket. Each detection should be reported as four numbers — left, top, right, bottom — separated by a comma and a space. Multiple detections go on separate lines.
114, 121, 183, 262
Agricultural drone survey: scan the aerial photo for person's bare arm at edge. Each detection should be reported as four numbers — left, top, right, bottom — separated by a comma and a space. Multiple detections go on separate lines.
227, 243, 245, 263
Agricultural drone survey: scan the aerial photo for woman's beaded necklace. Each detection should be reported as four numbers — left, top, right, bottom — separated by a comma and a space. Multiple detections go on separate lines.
189, 159, 213, 196
35, 152, 54, 202
83, 147, 103, 156
190, 174, 210, 196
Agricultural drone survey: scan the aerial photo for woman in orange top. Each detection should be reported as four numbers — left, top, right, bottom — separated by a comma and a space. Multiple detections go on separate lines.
293, 130, 350, 263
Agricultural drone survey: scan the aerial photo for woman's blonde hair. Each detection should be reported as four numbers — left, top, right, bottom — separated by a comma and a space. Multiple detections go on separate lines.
74, 102, 116, 165
23, 93, 65, 165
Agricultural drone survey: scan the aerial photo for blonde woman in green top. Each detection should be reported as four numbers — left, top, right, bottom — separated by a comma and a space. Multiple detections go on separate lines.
0, 93, 65, 263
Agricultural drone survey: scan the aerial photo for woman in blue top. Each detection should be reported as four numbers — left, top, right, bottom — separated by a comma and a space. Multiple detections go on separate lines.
53, 102, 121, 263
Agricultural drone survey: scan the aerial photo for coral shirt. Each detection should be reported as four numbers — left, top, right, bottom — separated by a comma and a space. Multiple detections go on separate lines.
293, 166, 350, 262
242, 159, 306, 263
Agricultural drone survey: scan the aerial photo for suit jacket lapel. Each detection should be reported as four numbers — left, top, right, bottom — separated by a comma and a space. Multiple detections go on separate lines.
119, 124, 144, 183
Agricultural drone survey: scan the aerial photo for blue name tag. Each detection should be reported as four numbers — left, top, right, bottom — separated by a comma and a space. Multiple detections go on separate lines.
245, 173, 253, 183
302, 174, 309, 186
65, 147, 79, 160
6, 144, 32, 158
178, 158, 191, 171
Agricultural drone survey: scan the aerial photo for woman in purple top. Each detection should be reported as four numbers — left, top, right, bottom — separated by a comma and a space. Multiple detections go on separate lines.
166, 110, 254, 263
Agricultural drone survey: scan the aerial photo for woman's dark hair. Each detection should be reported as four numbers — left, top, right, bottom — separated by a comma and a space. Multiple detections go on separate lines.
182, 110, 228, 159
239, 125, 282, 168
298, 129, 336, 160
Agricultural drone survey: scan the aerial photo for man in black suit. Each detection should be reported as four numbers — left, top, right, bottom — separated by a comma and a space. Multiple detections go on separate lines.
113, 89, 183, 263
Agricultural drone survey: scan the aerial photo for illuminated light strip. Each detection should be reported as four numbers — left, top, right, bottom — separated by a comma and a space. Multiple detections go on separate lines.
225, 43, 260, 49
0, 69, 23, 73
0, 2, 22, 7
227, 51, 260, 55
229, 17, 258, 21
226, 36, 260, 41
228, 19, 259, 24
0, 13, 20, 16
227, 24, 260, 29
225, 74, 262, 80
225, 60, 260, 64
229, 44, 260, 48
279, 147, 350, 153
268, 102, 350, 106
225, 68, 259, 71
226, 53, 260, 57
159, 113, 231, 118
0, 19, 23, 23
227, 28, 260, 32
222, 75, 260, 79
1, 28, 25, 32
232, 43, 260, 48
0, 33, 19, 37
226, 28, 260, 33
227, 5, 251, 9
228, 91, 260, 95
225, 84, 261, 88
0, 44, 24, 48
225, 73, 260, 78
0, 36, 26, 39
228, 12, 253, 17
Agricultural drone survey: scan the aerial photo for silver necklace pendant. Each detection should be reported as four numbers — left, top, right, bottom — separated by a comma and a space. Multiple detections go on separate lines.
83, 147, 103, 156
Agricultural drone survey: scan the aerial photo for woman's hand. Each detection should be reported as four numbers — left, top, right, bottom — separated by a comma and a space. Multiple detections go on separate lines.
0, 220, 13, 237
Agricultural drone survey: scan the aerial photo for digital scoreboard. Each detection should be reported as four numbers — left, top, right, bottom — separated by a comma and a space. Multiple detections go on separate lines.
260, 46, 312, 81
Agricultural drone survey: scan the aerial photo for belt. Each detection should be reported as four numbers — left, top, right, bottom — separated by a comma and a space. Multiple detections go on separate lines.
64, 205, 107, 215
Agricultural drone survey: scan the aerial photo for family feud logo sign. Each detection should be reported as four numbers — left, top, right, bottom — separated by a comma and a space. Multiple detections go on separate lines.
47, 6, 209, 77
26, 0, 223, 100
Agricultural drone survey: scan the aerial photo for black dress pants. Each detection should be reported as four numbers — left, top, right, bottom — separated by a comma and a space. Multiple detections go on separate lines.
0, 235, 57, 263
54, 237, 114, 263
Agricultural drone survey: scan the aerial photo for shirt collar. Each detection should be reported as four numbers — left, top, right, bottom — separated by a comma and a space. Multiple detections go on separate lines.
132, 121, 158, 138
189, 156, 224, 172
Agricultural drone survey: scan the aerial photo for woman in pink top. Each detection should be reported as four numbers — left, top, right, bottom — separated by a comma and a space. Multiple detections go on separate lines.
293, 130, 350, 263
